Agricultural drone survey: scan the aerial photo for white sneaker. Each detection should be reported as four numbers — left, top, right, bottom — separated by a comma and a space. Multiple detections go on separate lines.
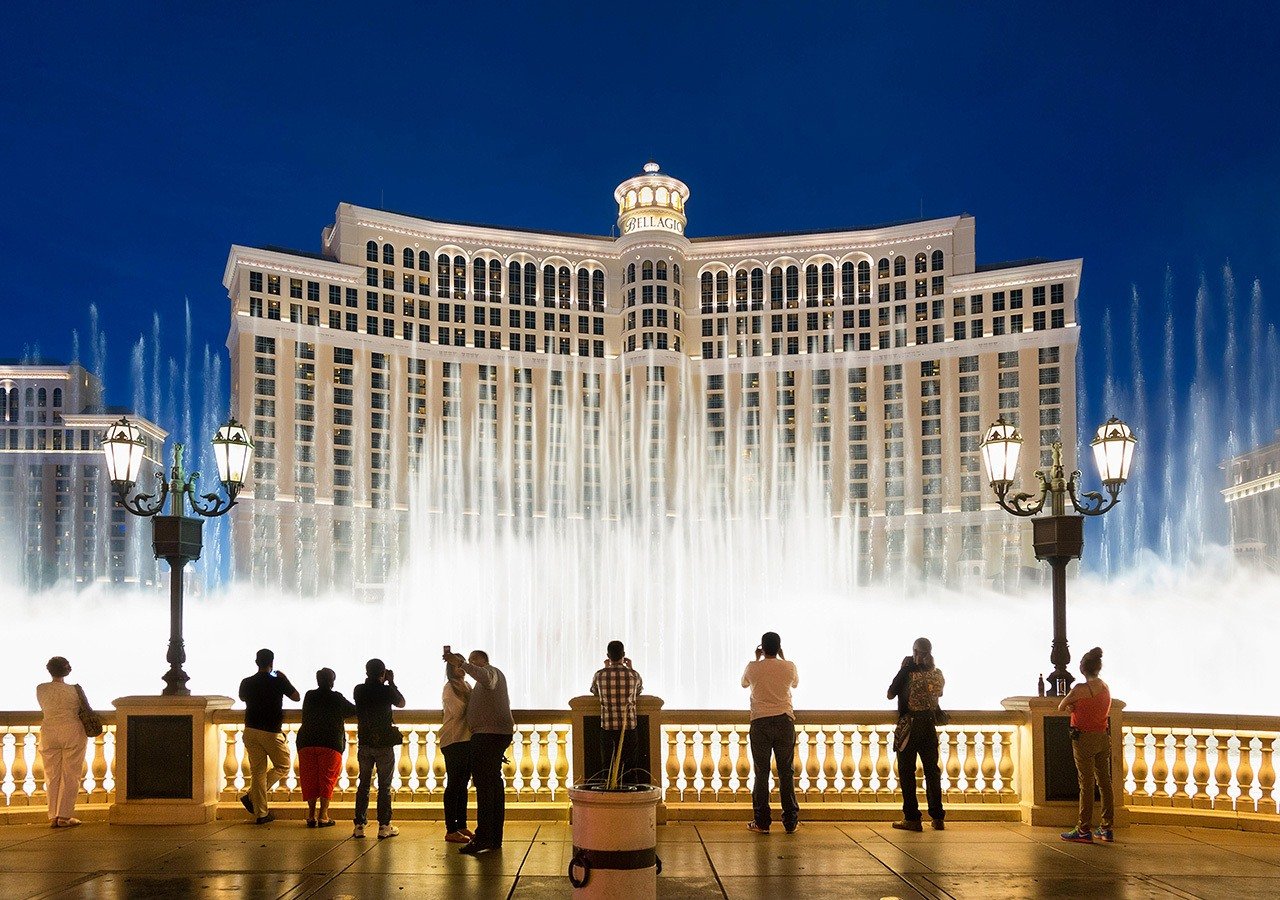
377, 824, 399, 840
352, 824, 365, 838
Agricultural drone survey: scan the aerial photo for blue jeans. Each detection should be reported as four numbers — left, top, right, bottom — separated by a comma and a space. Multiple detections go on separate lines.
354, 745, 396, 826
750, 714, 799, 829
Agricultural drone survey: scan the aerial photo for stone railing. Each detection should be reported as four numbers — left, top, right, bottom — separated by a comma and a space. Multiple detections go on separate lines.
1121, 711, 1280, 828
3, 704, 1279, 831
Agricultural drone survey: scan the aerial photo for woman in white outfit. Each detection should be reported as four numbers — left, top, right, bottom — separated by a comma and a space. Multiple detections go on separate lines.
36, 656, 87, 828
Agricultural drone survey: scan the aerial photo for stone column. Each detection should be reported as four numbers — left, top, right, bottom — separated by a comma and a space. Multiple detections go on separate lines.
1002, 695, 1127, 827
108, 695, 234, 825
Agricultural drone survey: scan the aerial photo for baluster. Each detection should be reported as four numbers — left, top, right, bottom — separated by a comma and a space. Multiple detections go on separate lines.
734, 727, 750, 799
341, 729, 359, 800
1211, 734, 1233, 811
858, 728, 873, 798
823, 727, 838, 796
554, 727, 569, 798
1129, 730, 1149, 803
980, 731, 997, 801
536, 728, 553, 799
1171, 731, 1192, 806
1151, 730, 1171, 803
414, 730, 430, 797
220, 727, 240, 801
664, 728, 681, 802
31, 734, 46, 807
963, 731, 980, 799
1191, 732, 1211, 810
287, 725, 302, 800
237, 729, 253, 801
0, 732, 12, 803
700, 730, 716, 800
945, 730, 962, 799
875, 727, 892, 799
998, 731, 1015, 798
13, 730, 31, 805
1235, 735, 1256, 813
839, 728, 855, 798
89, 732, 109, 803
803, 727, 821, 802
512, 728, 530, 802
431, 730, 447, 799
710, 727, 727, 800
681, 729, 698, 801
397, 730, 413, 793
1256, 736, 1276, 814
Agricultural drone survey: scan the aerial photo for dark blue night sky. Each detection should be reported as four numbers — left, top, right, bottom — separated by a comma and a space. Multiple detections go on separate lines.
2, 3, 1277, 559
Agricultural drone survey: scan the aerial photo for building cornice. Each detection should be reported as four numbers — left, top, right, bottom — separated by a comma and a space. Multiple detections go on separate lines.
684, 217, 965, 261
1224, 471, 1280, 502
222, 245, 362, 292
950, 259, 1084, 291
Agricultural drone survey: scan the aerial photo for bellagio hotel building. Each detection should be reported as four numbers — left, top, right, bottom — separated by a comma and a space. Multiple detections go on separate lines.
223, 163, 1080, 595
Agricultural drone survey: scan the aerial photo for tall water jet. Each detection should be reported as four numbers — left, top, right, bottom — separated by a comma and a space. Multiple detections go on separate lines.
1222, 263, 1240, 461
1158, 268, 1177, 563
1127, 286, 1148, 560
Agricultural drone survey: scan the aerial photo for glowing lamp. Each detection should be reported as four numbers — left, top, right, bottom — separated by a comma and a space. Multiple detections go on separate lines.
101, 417, 145, 488
980, 418, 1022, 488
1091, 417, 1137, 486
212, 418, 254, 489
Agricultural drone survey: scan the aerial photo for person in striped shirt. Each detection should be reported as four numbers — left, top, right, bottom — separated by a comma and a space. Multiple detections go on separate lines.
590, 641, 644, 784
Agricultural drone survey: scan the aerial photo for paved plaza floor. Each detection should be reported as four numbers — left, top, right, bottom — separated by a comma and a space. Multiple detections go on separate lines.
1, 819, 1278, 898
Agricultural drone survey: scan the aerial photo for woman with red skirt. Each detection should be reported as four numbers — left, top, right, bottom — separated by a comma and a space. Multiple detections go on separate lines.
297, 668, 357, 827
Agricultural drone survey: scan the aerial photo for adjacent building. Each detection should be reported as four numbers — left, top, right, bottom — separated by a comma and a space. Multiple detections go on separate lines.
0, 361, 166, 589
1224, 433, 1280, 569
223, 163, 1081, 594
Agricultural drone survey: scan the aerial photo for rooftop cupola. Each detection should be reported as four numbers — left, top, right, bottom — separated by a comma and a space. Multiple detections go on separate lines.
614, 161, 690, 239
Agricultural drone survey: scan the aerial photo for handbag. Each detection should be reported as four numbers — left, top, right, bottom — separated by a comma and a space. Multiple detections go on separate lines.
893, 715, 912, 752
74, 683, 104, 738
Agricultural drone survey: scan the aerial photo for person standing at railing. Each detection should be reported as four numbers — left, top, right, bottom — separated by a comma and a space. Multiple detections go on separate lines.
238, 648, 300, 825
741, 631, 800, 835
1058, 647, 1114, 844
590, 640, 644, 786
352, 658, 405, 840
297, 667, 356, 828
36, 656, 88, 828
444, 649, 514, 856
888, 637, 946, 832
440, 657, 473, 844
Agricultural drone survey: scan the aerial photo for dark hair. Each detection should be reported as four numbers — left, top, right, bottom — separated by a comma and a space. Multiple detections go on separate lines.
46, 656, 71, 678
1080, 647, 1103, 677
912, 637, 935, 671
316, 667, 335, 690
606, 640, 625, 662
470, 650, 489, 665
761, 632, 781, 656
255, 648, 274, 668
365, 658, 386, 679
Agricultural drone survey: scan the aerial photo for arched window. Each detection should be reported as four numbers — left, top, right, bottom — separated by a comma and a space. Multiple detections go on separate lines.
366, 241, 378, 262
821, 263, 835, 303
735, 271, 748, 305
894, 256, 906, 277
558, 266, 571, 304
715, 271, 728, 308
403, 248, 414, 269
656, 260, 667, 281
473, 258, 487, 299
592, 270, 605, 307
419, 250, 430, 271
52, 388, 62, 408
785, 266, 799, 305
453, 256, 466, 298
878, 258, 890, 279
858, 261, 871, 300
577, 269, 590, 304
700, 272, 713, 311
673, 264, 681, 282
509, 261, 523, 304
805, 265, 819, 304
931, 249, 944, 271
751, 268, 764, 303
7, 389, 16, 422
437, 254, 450, 296
383, 244, 395, 265
841, 262, 855, 299
627, 263, 635, 284
543, 265, 556, 305
915, 253, 927, 274
524, 263, 537, 305
25, 387, 34, 407
489, 259, 502, 300
37, 388, 47, 407
770, 267, 784, 304
642, 260, 653, 280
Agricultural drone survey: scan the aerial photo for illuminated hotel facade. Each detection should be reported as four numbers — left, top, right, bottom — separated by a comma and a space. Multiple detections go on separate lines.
223, 163, 1081, 594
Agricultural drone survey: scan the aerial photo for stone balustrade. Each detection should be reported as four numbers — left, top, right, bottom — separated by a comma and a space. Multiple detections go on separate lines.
3, 706, 1279, 831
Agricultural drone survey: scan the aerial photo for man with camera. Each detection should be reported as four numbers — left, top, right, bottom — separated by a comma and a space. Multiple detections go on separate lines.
741, 632, 800, 834
444, 648, 513, 855
238, 648, 300, 825
352, 658, 405, 839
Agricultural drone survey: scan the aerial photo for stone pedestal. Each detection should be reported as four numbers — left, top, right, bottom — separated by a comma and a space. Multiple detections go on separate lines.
1002, 695, 1127, 827
108, 695, 234, 825
569, 695, 666, 822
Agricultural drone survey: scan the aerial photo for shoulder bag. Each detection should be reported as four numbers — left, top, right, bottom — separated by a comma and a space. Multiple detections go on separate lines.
74, 683, 104, 738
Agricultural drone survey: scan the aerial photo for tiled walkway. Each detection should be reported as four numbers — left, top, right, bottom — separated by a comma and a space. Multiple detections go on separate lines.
1, 819, 1279, 898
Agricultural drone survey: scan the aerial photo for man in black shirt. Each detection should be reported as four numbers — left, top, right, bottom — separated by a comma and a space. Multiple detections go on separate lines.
352, 658, 405, 839
238, 648, 300, 824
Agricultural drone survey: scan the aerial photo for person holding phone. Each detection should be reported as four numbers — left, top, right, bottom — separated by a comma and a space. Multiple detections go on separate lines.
741, 632, 800, 834
238, 648, 299, 824
352, 658, 406, 839
440, 646, 474, 843
443, 648, 513, 855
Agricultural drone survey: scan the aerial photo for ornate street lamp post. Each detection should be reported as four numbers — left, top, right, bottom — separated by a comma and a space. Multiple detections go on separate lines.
980, 416, 1137, 696
101, 417, 253, 696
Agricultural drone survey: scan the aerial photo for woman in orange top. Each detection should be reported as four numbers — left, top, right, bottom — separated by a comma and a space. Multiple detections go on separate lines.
1058, 647, 1113, 843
